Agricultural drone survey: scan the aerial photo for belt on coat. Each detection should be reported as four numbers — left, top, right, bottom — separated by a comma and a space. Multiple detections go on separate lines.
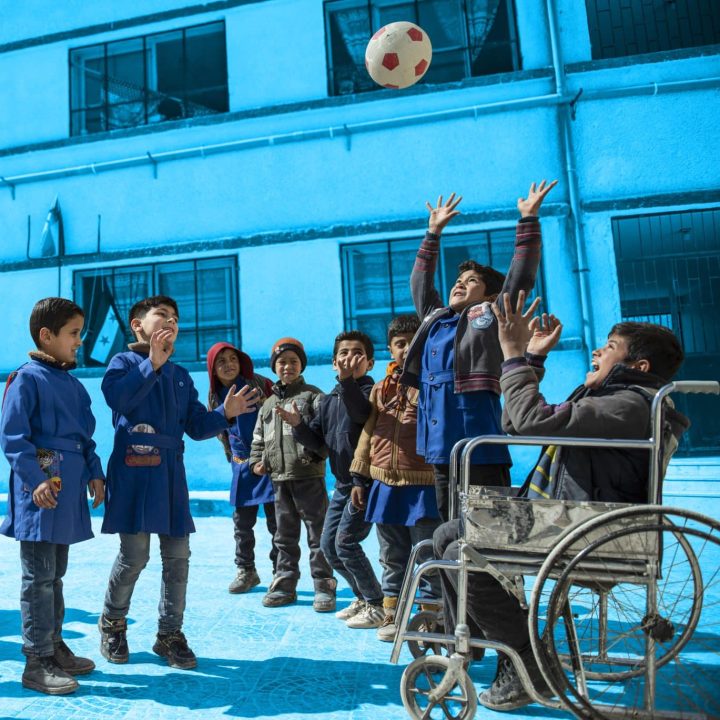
119, 428, 184, 451
420, 369, 454, 384
32, 434, 85, 454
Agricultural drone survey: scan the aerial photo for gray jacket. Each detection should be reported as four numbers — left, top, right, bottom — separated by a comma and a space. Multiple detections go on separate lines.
249, 376, 327, 482
500, 361, 690, 504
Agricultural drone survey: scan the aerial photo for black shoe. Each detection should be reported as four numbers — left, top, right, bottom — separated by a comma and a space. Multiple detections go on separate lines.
53, 640, 95, 676
152, 630, 197, 670
312, 577, 337, 613
22, 655, 78, 695
98, 614, 129, 664
478, 653, 551, 712
262, 578, 297, 608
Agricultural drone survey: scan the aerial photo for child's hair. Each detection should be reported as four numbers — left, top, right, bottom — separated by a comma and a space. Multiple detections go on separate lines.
457, 260, 505, 298
333, 330, 375, 360
129, 295, 179, 327
30, 297, 84, 347
387, 314, 421, 343
610, 321, 684, 381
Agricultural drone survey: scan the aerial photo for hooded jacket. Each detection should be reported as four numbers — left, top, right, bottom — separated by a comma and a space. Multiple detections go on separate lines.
500, 360, 690, 504
206, 342, 273, 460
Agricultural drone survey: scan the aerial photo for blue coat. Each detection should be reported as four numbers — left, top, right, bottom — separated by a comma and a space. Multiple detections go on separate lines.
217, 380, 274, 507
0, 357, 104, 545
101, 349, 229, 537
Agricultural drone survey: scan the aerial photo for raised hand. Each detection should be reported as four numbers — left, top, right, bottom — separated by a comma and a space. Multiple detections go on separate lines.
275, 400, 302, 427
336, 353, 365, 381
492, 290, 542, 359
517, 179, 558, 218
527, 312, 563, 357
223, 384, 261, 419
426, 193, 462, 235
149, 328, 174, 370
88, 478, 105, 509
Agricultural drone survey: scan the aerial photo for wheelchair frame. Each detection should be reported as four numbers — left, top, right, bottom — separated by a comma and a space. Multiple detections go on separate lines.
390, 380, 720, 720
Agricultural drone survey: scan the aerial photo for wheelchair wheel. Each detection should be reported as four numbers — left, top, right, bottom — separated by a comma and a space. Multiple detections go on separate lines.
400, 655, 477, 720
529, 506, 720, 720
407, 610, 445, 659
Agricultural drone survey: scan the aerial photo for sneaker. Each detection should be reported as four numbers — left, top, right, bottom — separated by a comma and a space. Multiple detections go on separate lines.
335, 598, 365, 620
346, 603, 385, 629
478, 654, 551, 711
312, 577, 338, 613
228, 567, 261, 594
98, 615, 128, 664
22, 655, 78, 695
152, 630, 197, 670
376, 612, 397, 642
53, 640, 95, 676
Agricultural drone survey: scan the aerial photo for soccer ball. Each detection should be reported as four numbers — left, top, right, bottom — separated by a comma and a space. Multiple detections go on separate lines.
365, 21, 432, 90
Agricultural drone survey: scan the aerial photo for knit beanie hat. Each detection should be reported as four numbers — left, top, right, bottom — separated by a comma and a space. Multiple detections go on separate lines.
270, 337, 307, 373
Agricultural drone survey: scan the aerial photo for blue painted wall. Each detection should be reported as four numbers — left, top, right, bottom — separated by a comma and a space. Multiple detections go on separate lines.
1, 0, 718, 495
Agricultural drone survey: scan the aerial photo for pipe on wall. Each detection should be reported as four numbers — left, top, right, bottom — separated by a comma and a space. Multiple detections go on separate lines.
1, 76, 718, 190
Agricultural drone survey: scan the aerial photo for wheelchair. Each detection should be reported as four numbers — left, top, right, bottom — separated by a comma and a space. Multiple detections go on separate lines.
390, 380, 720, 719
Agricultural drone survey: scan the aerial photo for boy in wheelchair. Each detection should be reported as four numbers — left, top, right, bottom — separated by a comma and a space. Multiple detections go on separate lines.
433, 292, 689, 712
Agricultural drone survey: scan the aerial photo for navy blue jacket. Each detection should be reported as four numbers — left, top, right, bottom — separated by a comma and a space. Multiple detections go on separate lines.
293, 375, 375, 493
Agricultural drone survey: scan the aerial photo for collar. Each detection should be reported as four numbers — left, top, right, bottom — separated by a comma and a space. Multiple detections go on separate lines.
28, 350, 76, 371
128, 341, 150, 354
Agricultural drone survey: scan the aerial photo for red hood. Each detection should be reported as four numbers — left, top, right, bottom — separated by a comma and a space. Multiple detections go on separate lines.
206, 342, 256, 396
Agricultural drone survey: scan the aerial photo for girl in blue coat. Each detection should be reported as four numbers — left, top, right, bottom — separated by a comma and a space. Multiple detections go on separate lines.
0, 298, 104, 695
98, 296, 259, 671
206, 341, 277, 594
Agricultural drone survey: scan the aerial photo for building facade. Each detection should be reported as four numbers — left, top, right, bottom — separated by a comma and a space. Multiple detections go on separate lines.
1, 1, 718, 481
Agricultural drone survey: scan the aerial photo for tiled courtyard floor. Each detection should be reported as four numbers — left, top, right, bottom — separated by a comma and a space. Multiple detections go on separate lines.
1, 494, 717, 720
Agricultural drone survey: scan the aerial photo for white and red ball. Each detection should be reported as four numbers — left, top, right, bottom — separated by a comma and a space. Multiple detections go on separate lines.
365, 21, 432, 90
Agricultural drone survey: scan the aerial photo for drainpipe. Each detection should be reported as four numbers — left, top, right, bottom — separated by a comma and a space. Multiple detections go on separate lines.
545, 0, 596, 360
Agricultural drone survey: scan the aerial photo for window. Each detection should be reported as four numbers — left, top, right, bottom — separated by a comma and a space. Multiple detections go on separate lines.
70, 21, 228, 136
585, 0, 720, 60
73, 256, 239, 366
324, 0, 520, 96
613, 207, 720, 455
341, 228, 541, 352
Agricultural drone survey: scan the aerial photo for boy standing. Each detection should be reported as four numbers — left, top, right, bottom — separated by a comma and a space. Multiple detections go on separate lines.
206, 341, 278, 593
249, 337, 335, 611
98, 296, 258, 669
435, 296, 689, 711
402, 181, 557, 520
276, 331, 383, 625
351, 315, 441, 641
0, 298, 105, 694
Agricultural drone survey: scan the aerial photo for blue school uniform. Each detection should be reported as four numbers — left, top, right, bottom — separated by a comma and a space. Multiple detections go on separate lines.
364, 482, 438, 526
101, 349, 229, 537
218, 380, 273, 507
0, 356, 104, 545
417, 315, 511, 466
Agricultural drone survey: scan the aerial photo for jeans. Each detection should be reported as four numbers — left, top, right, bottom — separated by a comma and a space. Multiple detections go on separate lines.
321, 489, 382, 604
103, 532, 191, 634
272, 478, 332, 590
376, 518, 441, 601
433, 519, 529, 651
433, 463, 511, 523
233, 503, 278, 571
20, 541, 69, 657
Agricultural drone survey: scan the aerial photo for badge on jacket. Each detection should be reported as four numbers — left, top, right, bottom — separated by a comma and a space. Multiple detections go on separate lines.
37, 448, 63, 491
467, 302, 495, 330
125, 423, 161, 467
